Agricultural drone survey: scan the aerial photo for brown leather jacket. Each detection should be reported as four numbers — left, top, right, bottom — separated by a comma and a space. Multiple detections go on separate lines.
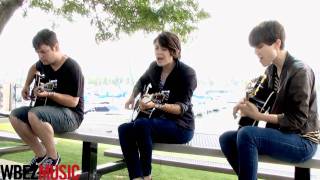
264, 52, 319, 134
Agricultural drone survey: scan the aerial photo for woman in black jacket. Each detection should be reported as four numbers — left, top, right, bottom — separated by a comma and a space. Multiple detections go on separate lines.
118, 32, 197, 180
219, 20, 319, 180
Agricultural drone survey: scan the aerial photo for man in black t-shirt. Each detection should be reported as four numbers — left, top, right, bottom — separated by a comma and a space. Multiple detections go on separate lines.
9, 29, 84, 172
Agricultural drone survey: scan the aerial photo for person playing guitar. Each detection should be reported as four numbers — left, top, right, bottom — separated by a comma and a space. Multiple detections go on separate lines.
9, 29, 84, 175
29, 72, 57, 107
130, 83, 170, 121
119, 32, 197, 180
219, 20, 319, 180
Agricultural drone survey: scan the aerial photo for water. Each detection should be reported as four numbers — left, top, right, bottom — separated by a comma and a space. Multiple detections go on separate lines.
195, 104, 238, 135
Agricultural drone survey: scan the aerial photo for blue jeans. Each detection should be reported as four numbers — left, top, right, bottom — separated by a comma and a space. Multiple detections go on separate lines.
219, 126, 317, 180
118, 117, 194, 179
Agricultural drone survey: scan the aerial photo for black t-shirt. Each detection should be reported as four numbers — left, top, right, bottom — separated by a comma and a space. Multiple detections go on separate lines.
35, 58, 84, 123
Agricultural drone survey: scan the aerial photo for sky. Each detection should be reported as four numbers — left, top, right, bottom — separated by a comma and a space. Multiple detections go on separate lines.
1, 0, 320, 90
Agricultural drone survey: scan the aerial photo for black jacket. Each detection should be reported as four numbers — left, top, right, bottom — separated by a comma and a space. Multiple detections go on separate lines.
265, 53, 319, 134
133, 60, 197, 130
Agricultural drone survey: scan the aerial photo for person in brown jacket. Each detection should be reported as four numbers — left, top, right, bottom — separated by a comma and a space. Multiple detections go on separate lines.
219, 20, 319, 180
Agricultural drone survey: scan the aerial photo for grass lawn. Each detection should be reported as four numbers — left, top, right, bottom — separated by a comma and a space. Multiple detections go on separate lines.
0, 120, 236, 180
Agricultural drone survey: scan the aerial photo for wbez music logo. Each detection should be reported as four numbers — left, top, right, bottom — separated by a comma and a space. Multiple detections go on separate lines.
0, 164, 80, 179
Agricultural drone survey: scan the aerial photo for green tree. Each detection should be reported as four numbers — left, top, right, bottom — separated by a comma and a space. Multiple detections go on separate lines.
0, 0, 209, 42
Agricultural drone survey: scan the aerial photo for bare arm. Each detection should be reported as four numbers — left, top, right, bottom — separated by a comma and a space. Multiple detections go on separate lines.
21, 64, 37, 100
24, 64, 37, 87
35, 90, 79, 108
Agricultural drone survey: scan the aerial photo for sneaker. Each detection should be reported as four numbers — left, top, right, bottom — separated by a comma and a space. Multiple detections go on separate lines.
41, 153, 61, 169
25, 155, 47, 173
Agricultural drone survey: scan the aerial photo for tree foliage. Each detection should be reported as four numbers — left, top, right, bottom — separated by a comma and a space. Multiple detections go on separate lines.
0, 0, 209, 42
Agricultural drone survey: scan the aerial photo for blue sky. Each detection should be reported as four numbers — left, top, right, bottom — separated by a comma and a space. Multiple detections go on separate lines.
1, 0, 320, 89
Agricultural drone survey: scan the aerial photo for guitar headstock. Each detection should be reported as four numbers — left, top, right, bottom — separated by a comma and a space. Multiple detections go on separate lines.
245, 74, 267, 99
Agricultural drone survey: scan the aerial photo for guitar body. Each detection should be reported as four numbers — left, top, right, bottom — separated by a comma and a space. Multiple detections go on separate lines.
131, 99, 140, 120
131, 95, 153, 120
131, 86, 170, 121
131, 83, 152, 121
238, 75, 276, 128
30, 72, 57, 107
30, 72, 44, 107
238, 92, 275, 127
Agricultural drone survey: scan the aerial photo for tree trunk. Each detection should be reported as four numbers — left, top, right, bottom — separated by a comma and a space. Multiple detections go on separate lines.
0, 0, 24, 35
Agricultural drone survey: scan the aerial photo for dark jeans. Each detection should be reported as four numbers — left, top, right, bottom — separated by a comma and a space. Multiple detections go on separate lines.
118, 117, 194, 179
219, 126, 317, 180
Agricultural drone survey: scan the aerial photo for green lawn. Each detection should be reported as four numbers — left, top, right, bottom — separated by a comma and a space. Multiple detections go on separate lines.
0, 120, 236, 180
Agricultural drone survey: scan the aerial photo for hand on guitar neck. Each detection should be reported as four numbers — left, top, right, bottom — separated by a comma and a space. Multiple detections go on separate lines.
235, 100, 260, 119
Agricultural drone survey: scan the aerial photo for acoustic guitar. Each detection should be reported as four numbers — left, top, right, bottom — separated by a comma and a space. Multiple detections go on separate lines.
238, 74, 276, 128
131, 83, 170, 121
30, 72, 57, 107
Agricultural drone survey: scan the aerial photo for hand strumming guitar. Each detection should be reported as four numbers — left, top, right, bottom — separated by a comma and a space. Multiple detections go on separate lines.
238, 100, 260, 120
33, 86, 50, 98
139, 94, 155, 111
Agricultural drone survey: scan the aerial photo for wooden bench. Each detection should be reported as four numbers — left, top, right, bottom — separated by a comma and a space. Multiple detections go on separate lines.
1, 115, 320, 180
104, 133, 320, 180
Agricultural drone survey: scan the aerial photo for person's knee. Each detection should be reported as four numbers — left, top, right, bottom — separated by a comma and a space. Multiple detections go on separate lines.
219, 131, 234, 149
118, 123, 132, 138
9, 109, 17, 117
9, 114, 16, 122
133, 118, 150, 130
9, 115, 18, 126
219, 133, 226, 146
9, 109, 19, 123
237, 126, 256, 143
133, 119, 151, 139
27, 111, 39, 126
9, 111, 22, 125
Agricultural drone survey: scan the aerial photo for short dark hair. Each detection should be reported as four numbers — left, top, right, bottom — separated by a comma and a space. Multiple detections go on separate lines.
249, 20, 285, 49
154, 32, 181, 60
32, 29, 58, 50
